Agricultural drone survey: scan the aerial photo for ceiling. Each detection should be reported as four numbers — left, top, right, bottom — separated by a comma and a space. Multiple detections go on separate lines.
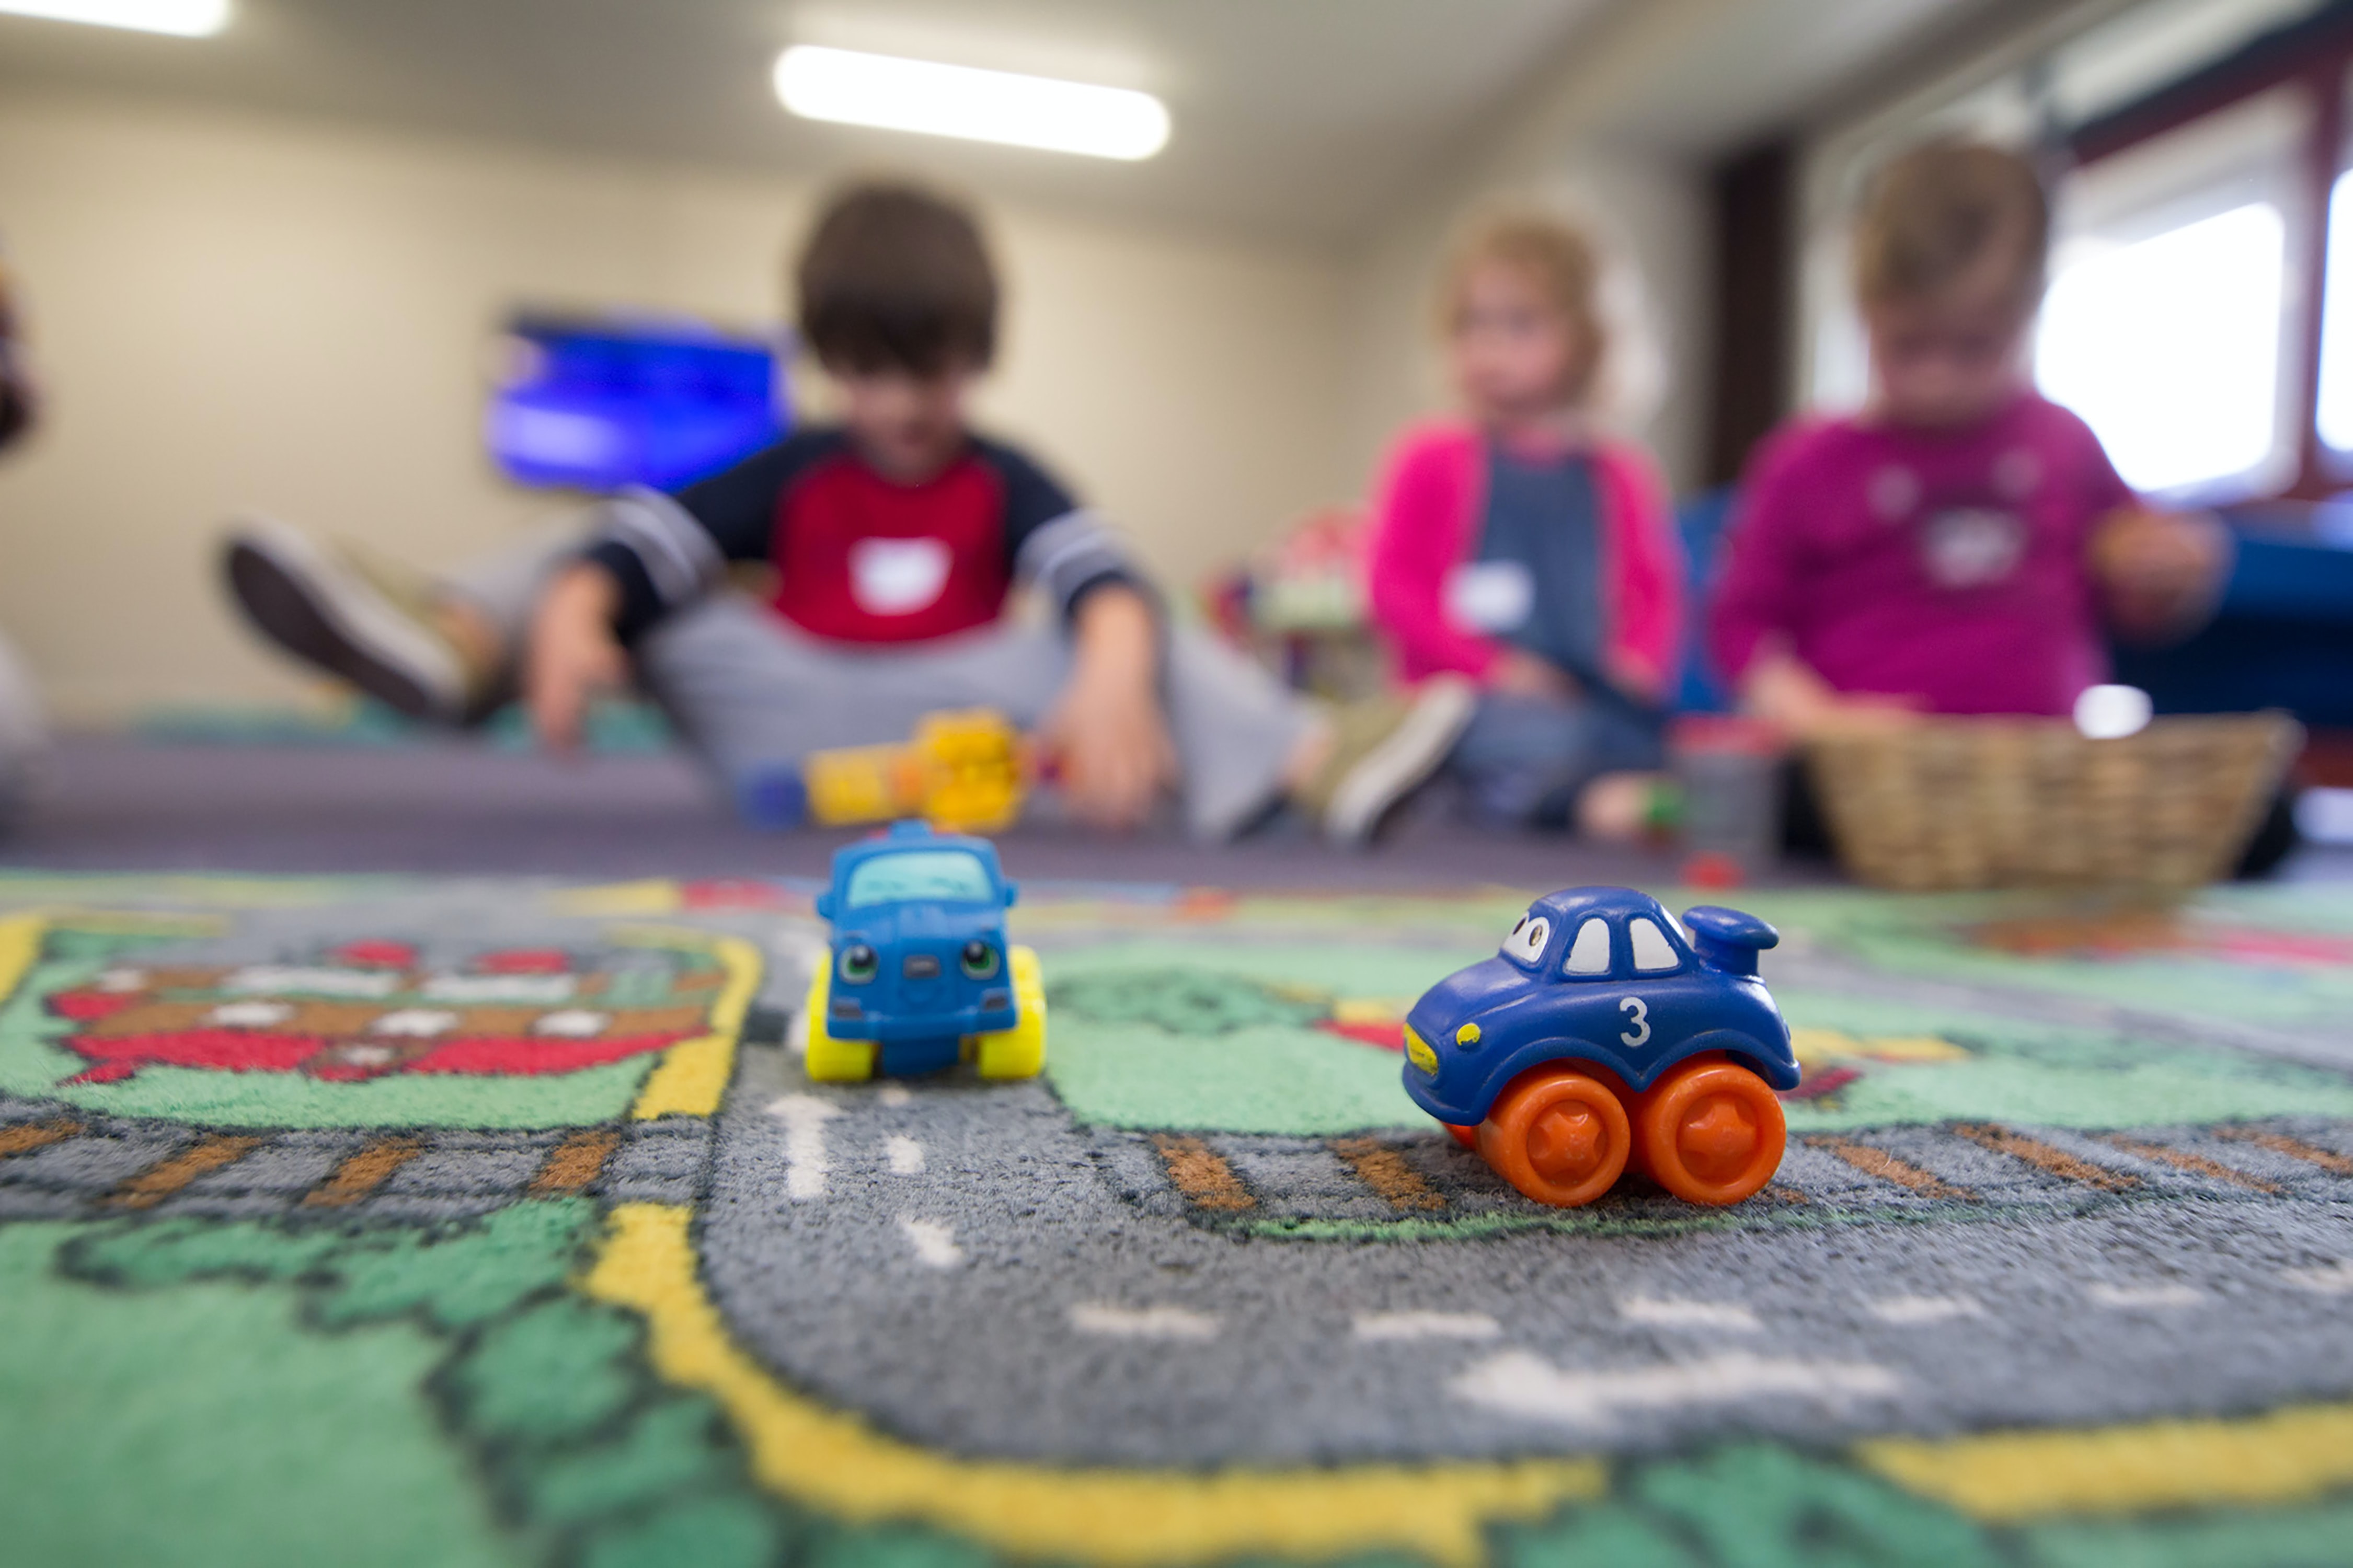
0, 0, 2009, 246
0, 0, 1618, 245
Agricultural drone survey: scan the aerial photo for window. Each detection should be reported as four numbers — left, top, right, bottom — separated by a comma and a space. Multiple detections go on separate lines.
2317, 167, 2353, 454
843, 851, 995, 908
1628, 918, 1681, 973
2038, 203, 2288, 492
1563, 919, 1611, 976
2035, 90, 2308, 501
1800, 4, 2353, 504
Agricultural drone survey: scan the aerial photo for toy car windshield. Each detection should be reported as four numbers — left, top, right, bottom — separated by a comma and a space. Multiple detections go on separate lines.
842, 849, 997, 907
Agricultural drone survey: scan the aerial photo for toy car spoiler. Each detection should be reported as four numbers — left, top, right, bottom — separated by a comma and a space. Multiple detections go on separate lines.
1681, 905, 1780, 977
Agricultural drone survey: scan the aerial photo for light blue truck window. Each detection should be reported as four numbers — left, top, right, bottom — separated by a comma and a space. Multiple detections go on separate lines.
844, 850, 995, 908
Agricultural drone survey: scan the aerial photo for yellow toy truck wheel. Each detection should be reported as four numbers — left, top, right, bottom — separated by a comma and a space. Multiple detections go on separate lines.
800, 955, 877, 1082
970, 944, 1047, 1079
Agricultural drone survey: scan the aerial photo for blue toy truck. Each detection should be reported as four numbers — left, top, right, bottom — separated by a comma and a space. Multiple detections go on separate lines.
801, 821, 1046, 1080
1402, 886, 1797, 1206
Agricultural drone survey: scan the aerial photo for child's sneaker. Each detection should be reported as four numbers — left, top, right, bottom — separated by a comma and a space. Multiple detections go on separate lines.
1302, 675, 1478, 846
222, 517, 481, 724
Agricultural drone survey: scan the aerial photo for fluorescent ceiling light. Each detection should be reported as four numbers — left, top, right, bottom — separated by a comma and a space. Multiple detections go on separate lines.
774, 44, 1168, 161
0, 0, 229, 34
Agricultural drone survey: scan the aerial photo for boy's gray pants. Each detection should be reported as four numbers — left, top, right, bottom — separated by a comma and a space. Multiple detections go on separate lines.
450, 525, 1312, 841
0, 629, 45, 835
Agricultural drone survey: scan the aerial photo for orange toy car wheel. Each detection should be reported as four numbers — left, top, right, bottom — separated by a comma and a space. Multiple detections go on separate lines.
1477, 1068, 1631, 1207
1635, 1058, 1785, 1205
1443, 1122, 1478, 1150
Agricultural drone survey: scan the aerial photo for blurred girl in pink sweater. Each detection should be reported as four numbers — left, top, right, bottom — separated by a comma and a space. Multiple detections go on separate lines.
1711, 143, 2225, 735
1365, 212, 1683, 836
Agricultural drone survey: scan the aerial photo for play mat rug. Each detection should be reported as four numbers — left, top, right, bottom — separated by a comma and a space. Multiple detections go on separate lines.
3, 870, 2352, 1568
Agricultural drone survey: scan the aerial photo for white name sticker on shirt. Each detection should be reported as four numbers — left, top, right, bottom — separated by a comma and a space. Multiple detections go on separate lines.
849, 536, 953, 616
1445, 560, 1536, 633
1920, 508, 2025, 589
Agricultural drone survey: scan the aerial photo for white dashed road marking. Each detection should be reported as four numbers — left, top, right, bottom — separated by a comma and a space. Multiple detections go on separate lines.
1867, 1295, 1985, 1325
885, 1135, 926, 1174
2087, 1283, 2205, 1309
1069, 1304, 1221, 1340
1620, 1296, 1761, 1332
1352, 1311, 1502, 1342
899, 1216, 963, 1269
766, 1093, 843, 1202
2280, 1260, 2353, 1294
1452, 1350, 1901, 1428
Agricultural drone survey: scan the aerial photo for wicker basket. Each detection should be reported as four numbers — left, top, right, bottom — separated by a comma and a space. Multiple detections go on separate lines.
1805, 712, 2303, 891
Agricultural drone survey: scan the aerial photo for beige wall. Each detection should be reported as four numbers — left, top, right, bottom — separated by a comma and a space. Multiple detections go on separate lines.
1330, 3, 1724, 503
0, 89, 1352, 718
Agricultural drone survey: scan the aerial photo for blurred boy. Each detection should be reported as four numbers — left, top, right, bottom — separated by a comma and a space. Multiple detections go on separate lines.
223, 182, 1470, 842
1712, 142, 2227, 735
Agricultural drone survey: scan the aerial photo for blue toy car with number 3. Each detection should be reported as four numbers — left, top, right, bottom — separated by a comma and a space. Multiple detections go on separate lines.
800, 821, 1046, 1081
1402, 886, 1797, 1207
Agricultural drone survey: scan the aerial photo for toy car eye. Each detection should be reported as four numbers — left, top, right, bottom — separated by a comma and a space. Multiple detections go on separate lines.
838, 944, 879, 983
1500, 916, 1549, 963
960, 940, 1001, 980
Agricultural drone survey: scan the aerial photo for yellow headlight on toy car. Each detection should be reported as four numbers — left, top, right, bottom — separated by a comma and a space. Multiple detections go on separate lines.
1404, 1024, 1439, 1075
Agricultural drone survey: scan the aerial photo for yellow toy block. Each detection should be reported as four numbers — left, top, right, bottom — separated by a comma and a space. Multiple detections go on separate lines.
802, 708, 1025, 835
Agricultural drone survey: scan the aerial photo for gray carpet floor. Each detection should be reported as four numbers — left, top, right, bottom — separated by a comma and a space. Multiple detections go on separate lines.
5, 731, 2346, 887
0, 732, 1723, 886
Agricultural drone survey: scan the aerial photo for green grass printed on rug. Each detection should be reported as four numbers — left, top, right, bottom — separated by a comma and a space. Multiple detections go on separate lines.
31, 1201, 785, 1568
1741, 885, 2353, 1034
0, 1221, 519, 1568
1042, 942, 1444, 1134
1770, 987, 2353, 1133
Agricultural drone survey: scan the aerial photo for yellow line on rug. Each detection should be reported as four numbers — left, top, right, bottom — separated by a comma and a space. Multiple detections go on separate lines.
619, 930, 762, 1120
1858, 1403, 2353, 1520
582, 1203, 1604, 1568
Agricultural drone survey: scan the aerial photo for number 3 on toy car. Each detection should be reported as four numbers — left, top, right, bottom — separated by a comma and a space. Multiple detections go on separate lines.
1618, 996, 1650, 1047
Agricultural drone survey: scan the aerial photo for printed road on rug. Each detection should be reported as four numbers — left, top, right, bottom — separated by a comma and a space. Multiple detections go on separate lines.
3, 869, 2351, 1568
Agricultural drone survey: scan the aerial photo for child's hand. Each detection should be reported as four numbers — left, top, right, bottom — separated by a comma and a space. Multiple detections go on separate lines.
525, 562, 631, 752
1742, 646, 1922, 741
2092, 507, 2230, 642
1038, 586, 1176, 833
1488, 649, 1579, 702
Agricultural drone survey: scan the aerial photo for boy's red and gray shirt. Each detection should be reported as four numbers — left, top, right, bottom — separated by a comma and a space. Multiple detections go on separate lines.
581, 428, 1141, 644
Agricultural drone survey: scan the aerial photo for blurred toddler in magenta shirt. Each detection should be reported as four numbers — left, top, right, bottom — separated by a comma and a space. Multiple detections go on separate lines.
1366, 212, 1683, 837
1712, 143, 2228, 734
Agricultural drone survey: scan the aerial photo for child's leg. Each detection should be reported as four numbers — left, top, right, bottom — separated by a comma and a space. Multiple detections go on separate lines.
1447, 692, 1666, 831
630, 598, 1062, 797
223, 515, 590, 724
636, 606, 1411, 842
1162, 628, 1323, 840
0, 629, 48, 834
